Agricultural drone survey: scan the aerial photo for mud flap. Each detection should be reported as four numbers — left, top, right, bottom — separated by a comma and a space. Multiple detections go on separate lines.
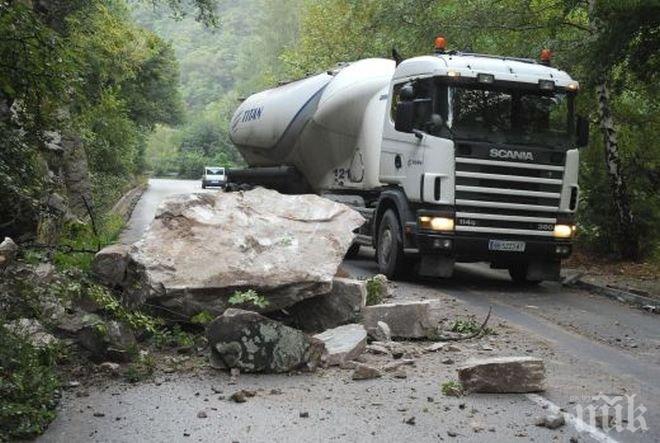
418, 255, 455, 278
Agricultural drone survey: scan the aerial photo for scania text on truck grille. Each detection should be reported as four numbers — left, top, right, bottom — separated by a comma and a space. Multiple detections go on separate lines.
227, 36, 589, 284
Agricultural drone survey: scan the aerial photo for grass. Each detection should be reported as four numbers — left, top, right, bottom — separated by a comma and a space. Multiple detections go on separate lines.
365, 276, 386, 306
441, 381, 464, 397
449, 316, 493, 336
125, 353, 156, 383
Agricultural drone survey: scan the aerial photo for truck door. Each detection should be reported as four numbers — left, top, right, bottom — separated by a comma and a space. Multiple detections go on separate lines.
380, 78, 433, 202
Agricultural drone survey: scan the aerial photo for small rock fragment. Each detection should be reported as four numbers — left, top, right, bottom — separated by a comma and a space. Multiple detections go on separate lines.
369, 321, 391, 342
352, 364, 382, 380
229, 390, 255, 403
197, 411, 208, 419
366, 344, 390, 355
425, 342, 446, 353
404, 416, 416, 425
535, 413, 565, 429
299, 411, 309, 418
392, 368, 407, 379
382, 359, 415, 372
313, 324, 367, 366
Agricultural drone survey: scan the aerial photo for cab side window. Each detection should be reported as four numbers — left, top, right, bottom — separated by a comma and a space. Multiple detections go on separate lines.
390, 83, 404, 121
390, 79, 433, 129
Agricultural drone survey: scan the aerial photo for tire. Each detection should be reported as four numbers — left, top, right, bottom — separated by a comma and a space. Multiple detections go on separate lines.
508, 264, 542, 285
201, 182, 206, 189
376, 209, 410, 279
344, 243, 360, 259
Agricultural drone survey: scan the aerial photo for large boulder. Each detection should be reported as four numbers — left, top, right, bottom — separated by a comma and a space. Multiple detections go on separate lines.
362, 301, 434, 339
458, 356, 546, 393
206, 308, 324, 373
287, 277, 366, 332
125, 188, 364, 316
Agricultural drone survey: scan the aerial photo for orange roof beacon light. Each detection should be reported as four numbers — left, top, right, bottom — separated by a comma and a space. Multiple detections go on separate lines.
540, 48, 552, 66
435, 36, 447, 53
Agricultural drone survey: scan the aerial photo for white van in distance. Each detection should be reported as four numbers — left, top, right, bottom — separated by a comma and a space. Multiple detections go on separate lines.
201, 167, 226, 189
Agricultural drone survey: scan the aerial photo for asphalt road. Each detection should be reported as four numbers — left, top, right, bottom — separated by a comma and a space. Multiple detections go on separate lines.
119, 178, 215, 244
41, 179, 659, 442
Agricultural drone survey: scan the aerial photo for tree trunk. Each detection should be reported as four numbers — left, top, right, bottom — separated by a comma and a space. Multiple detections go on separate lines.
594, 79, 638, 259
588, 0, 638, 259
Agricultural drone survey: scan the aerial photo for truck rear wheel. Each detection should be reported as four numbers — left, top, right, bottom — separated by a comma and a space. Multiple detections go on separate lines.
508, 264, 542, 285
377, 209, 410, 279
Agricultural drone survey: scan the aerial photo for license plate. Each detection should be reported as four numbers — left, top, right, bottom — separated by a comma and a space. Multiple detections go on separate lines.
488, 240, 526, 252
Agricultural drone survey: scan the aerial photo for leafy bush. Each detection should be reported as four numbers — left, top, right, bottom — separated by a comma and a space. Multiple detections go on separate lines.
0, 326, 60, 440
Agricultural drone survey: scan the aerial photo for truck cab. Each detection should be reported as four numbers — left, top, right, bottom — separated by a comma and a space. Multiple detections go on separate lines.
374, 41, 588, 282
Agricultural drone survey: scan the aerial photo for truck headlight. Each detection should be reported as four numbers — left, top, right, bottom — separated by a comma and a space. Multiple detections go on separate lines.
419, 216, 454, 232
553, 224, 574, 239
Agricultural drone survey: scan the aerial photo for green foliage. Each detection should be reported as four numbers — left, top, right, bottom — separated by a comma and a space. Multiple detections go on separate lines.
85, 283, 163, 335
132, 0, 297, 176
365, 276, 385, 306
0, 326, 60, 440
53, 212, 126, 271
190, 311, 215, 326
441, 380, 464, 397
449, 316, 492, 336
228, 289, 270, 310
125, 353, 156, 383
0, 0, 184, 239
150, 324, 195, 349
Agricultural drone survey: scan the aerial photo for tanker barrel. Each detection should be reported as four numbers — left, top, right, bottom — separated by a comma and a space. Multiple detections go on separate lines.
226, 166, 312, 194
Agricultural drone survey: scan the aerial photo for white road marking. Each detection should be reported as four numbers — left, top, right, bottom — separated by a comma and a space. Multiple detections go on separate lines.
527, 393, 620, 443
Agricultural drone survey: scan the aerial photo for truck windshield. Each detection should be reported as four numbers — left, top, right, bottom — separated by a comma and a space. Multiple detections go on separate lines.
447, 85, 574, 149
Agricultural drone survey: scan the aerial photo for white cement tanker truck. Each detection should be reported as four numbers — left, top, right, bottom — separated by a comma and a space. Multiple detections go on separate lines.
228, 39, 589, 283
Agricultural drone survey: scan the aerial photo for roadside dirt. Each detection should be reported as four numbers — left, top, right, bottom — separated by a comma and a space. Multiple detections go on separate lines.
565, 253, 659, 300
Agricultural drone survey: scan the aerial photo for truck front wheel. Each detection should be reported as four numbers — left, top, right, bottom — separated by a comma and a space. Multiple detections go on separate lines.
377, 209, 409, 279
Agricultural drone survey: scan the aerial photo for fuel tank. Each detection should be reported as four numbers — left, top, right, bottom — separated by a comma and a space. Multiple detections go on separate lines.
229, 58, 396, 192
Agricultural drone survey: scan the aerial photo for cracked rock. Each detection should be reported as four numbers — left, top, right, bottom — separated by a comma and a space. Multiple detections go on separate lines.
207, 309, 324, 373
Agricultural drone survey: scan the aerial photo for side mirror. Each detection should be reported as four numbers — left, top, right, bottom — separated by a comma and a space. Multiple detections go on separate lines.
576, 116, 589, 148
395, 101, 414, 133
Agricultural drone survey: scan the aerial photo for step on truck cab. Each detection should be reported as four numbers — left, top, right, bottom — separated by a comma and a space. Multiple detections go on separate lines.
228, 37, 589, 283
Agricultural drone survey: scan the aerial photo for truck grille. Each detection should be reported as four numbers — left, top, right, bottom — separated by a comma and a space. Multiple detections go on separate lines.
454, 144, 565, 237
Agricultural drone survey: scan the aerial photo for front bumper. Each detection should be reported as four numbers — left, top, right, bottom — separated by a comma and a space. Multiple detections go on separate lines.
203, 180, 226, 186
415, 231, 572, 262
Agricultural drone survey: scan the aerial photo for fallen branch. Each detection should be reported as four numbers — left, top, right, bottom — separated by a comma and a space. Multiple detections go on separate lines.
434, 306, 492, 341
